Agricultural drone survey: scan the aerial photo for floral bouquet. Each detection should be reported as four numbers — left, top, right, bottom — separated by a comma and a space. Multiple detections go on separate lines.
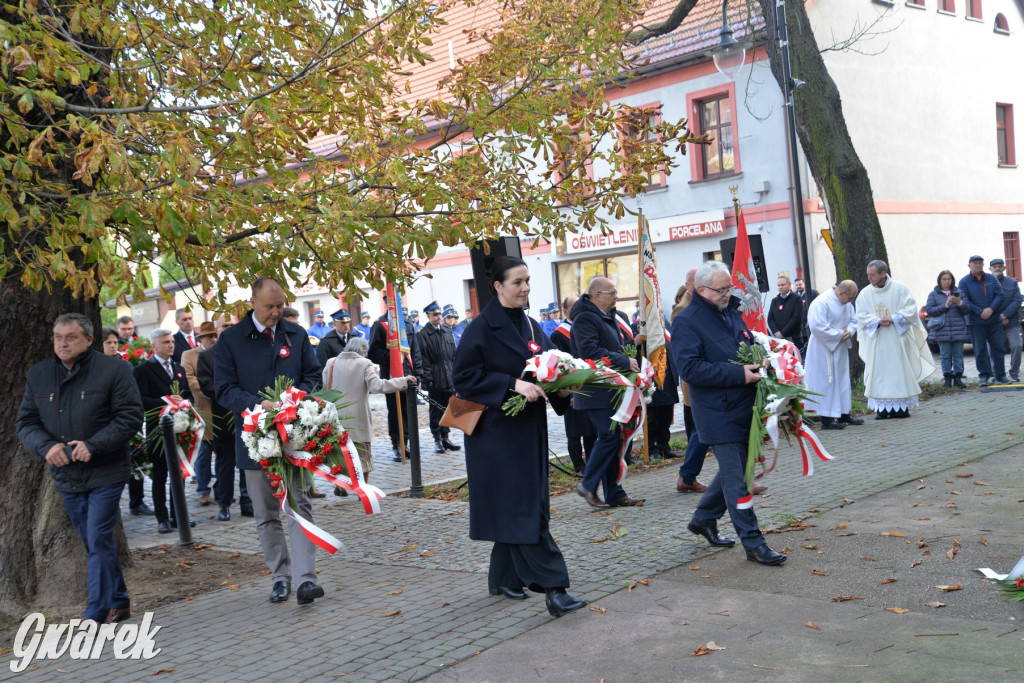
118, 338, 153, 366
241, 377, 385, 554
128, 431, 152, 481
145, 380, 205, 479
734, 331, 834, 509
996, 578, 1024, 602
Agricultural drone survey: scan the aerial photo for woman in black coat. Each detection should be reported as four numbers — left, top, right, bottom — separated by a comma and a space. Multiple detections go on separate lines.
451, 256, 587, 617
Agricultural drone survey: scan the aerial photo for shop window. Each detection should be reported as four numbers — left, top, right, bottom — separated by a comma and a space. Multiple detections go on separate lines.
555, 254, 639, 309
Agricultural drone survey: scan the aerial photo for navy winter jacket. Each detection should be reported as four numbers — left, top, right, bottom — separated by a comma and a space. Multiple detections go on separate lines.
995, 274, 1022, 326
958, 272, 1004, 326
924, 286, 970, 343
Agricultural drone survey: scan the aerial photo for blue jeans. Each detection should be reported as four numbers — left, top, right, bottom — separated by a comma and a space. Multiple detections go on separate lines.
677, 429, 709, 484
970, 324, 1005, 380
582, 407, 627, 504
938, 341, 965, 375
61, 483, 130, 622
195, 441, 213, 495
690, 441, 765, 551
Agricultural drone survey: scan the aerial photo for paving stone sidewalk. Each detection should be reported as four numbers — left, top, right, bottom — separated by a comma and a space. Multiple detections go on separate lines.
5, 387, 1021, 681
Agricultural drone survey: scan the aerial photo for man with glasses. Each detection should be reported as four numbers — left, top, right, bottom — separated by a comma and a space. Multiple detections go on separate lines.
570, 277, 645, 509
671, 261, 787, 566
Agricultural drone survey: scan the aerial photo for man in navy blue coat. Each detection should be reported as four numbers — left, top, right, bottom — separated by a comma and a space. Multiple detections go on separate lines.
959, 255, 1007, 385
671, 261, 786, 566
215, 277, 324, 605
570, 277, 645, 509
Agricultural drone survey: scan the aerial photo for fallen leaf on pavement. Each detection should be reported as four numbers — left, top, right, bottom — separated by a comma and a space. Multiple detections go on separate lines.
228, 585, 238, 590
837, 533, 857, 537
978, 536, 988, 546
911, 560, 924, 567
803, 544, 819, 550
377, 610, 402, 617
880, 531, 906, 537
860, 556, 877, 562
843, 498, 856, 504
978, 491, 997, 496
885, 607, 909, 614
832, 523, 849, 530
689, 566, 700, 571
973, 481, 989, 486
591, 537, 608, 543
966, 434, 975, 438
926, 602, 946, 608
692, 642, 725, 656
812, 569, 830, 576
805, 621, 820, 630
388, 588, 403, 596
954, 473, 973, 478
945, 502, 958, 508
916, 517, 931, 521
946, 540, 961, 561
880, 578, 897, 585
917, 538, 929, 547
949, 491, 961, 496
916, 484, 926, 490
935, 583, 963, 592
150, 669, 176, 676
590, 605, 608, 614
420, 551, 438, 557
832, 596, 865, 602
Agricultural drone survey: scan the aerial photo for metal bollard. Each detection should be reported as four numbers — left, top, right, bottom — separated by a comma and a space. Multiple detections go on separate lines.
161, 414, 194, 546
406, 385, 423, 497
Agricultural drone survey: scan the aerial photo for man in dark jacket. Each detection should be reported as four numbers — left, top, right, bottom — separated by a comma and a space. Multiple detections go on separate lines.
196, 317, 252, 521
794, 278, 817, 355
959, 255, 1007, 385
368, 301, 424, 461
417, 301, 461, 453
570, 277, 645, 509
134, 328, 193, 533
315, 309, 361, 366
631, 317, 680, 460
171, 309, 197, 363
17, 313, 144, 624
767, 276, 804, 345
671, 261, 787, 566
990, 258, 1022, 382
215, 277, 324, 606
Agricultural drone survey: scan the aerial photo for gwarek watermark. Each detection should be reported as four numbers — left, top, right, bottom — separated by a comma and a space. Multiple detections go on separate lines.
9, 612, 162, 673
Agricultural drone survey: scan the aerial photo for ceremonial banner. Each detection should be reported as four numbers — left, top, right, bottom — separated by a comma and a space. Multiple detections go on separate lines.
730, 202, 769, 334
385, 283, 409, 378
637, 213, 667, 388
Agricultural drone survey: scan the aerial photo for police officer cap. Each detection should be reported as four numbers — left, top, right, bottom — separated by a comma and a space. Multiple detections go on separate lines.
360, 311, 371, 319
443, 305, 458, 318
423, 301, 441, 314
313, 310, 325, 317
330, 309, 351, 321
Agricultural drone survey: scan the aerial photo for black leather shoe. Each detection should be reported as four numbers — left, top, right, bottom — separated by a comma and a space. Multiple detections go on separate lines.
839, 414, 864, 426
820, 418, 846, 430
392, 447, 403, 462
334, 486, 349, 497
433, 439, 446, 454
104, 606, 131, 624
687, 520, 736, 547
745, 543, 787, 566
576, 484, 610, 509
217, 506, 231, 521
270, 580, 291, 603
296, 581, 324, 605
489, 586, 528, 600
875, 410, 891, 420
441, 438, 461, 451
157, 521, 172, 534
608, 496, 646, 507
240, 506, 254, 517
129, 504, 155, 516
169, 519, 197, 529
545, 589, 586, 617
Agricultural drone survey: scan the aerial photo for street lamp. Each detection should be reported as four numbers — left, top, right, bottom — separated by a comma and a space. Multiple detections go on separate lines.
712, 0, 813, 290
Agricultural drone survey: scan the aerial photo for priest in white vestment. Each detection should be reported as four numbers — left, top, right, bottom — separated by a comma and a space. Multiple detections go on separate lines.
855, 260, 935, 418
805, 281, 862, 429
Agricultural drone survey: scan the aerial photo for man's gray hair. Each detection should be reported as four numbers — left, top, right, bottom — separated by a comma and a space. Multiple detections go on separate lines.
151, 328, 173, 341
836, 280, 858, 296
778, 275, 792, 284
54, 313, 93, 338
867, 259, 888, 274
174, 308, 191, 321
694, 260, 731, 288
344, 337, 369, 355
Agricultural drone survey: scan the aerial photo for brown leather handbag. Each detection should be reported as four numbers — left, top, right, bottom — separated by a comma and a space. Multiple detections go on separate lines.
439, 395, 487, 435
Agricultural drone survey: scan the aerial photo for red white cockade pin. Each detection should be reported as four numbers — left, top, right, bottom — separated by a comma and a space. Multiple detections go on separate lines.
278, 346, 290, 358
527, 340, 541, 353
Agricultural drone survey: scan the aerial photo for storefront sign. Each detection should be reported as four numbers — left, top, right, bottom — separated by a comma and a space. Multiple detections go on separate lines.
563, 209, 726, 254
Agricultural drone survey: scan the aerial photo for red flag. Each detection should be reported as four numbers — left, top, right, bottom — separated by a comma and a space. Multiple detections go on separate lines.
385, 283, 405, 378
730, 204, 769, 334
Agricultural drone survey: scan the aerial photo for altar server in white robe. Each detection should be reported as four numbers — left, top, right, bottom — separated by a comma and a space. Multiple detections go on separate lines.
855, 260, 935, 419
805, 281, 862, 430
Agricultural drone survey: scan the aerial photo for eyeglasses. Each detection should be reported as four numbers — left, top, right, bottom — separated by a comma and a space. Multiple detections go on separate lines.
701, 284, 732, 295
596, 289, 617, 296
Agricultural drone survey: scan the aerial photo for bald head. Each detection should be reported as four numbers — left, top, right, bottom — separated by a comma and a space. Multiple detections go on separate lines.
835, 279, 858, 304
588, 277, 617, 313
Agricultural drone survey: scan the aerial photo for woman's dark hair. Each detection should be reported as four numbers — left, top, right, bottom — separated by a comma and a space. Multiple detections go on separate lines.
936, 269, 955, 288
101, 326, 119, 341
488, 255, 528, 296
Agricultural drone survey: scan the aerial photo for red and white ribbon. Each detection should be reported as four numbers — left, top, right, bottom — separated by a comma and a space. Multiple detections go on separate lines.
767, 339, 804, 385
793, 420, 834, 476
523, 350, 566, 383
241, 406, 265, 433
285, 440, 386, 516
159, 396, 205, 479
274, 479, 343, 554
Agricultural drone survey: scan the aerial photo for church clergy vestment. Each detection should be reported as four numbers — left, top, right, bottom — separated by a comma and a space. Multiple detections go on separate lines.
804, 289, 857, 418
855, 276, 935, 412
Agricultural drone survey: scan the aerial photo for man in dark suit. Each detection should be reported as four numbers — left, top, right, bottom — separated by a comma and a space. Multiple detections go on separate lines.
794, 278, 818, 355
215, 277, 324, 606
671, 261, 786, 566
171, 309, 197, 363
315, 309, 361, 366
133, 328, 193, 534
368, 301, 423, 462
767, 276, 804, 346
570, 277, 645, 509
417, 301, 460, 454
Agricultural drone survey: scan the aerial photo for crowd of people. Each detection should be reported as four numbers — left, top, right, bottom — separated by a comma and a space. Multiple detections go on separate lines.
17, 252, 1021, 626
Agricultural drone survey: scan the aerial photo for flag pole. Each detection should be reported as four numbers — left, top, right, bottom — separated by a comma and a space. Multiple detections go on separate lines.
637, 208, 650, 465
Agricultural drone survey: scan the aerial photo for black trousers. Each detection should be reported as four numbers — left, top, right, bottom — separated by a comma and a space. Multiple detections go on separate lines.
386, 388, 415, 447
683, 403, 695, 438
128, 476, 144, 508
488, 520, 571, 593
427, 388, 452, 439
647, 403, 674, 447
148, 450, 179, 524
213, 436, 250, 509
566, 435, 596, 473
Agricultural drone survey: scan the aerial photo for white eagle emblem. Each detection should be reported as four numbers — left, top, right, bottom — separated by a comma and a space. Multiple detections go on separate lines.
732, 261, 763, 318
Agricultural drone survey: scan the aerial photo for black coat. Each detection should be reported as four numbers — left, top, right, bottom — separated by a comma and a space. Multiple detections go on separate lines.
196, 345, 233, 441
133, 356, 193, 451
670, 292, 756, 444
214, 311, 323, 470
315, 329, 361, 367
17, 351, 144, 493
568, 295, 633, 411
767, 293, 803, 341
417, 323, 456, 392
549, 320, 596, 438
172, 330, 196, 364
451, 297, 568, 544
367, 314, 423, 380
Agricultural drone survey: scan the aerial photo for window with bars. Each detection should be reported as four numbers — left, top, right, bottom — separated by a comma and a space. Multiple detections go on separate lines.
1004, 233, 1021, 280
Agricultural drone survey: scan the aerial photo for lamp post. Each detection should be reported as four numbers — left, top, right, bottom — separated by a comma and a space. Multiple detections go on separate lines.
712, 0, 812, 289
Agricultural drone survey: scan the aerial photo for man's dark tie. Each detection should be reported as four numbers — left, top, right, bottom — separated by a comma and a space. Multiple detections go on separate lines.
264, 327, 274, 342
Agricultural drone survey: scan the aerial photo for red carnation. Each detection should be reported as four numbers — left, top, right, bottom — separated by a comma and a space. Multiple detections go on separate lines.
270, 479, 280, 488
259, 459, 271, 467
321, 442, 333, 455
330, 465, 344, 475
309, 454, 324, 467
133, 349, 145, 358
341, 431, 349, 443
272, 491, 287, 499
585, 359, 597, 370
304, 440, 318, 452
1017, 578, 1023, 588
600, 356, 611, 365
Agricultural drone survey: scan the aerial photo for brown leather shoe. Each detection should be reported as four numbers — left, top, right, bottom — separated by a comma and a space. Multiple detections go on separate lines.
308, 488, 326, 498
198, 493, 212, 506
609, 496, 646, 507
676, 475, 707, 493
752, 483, 768, 494
104, 607, 131, 624
576, 484, 610, 509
